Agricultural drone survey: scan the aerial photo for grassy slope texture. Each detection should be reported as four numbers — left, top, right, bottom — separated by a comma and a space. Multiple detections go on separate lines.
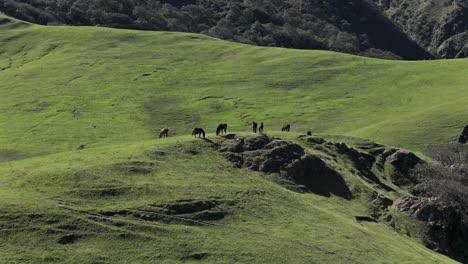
0, 14, 465, 263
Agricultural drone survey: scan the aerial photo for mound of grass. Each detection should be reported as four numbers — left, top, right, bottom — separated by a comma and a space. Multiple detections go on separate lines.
0, 133, 456, 263
0, 14, 467, 158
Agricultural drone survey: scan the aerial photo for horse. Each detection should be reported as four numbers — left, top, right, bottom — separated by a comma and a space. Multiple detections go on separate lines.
159, 128, 169, 138
192, 128, 206, 138
307, 131, 312, 136
281, 124, 291, 132
216, 124, 228, 136
259, 122, 264, 133
252, 122, 258, 133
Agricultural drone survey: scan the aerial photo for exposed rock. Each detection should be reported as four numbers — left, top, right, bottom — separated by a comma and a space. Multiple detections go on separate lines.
371, 191, 393, 209
283, 154, 352, 199
386, 150, 423, 186
393, 197, 468, 262
458, 125, 468, 144
243, 134, 270, 151
330, 142, 375, 169
220, 135, 352, 198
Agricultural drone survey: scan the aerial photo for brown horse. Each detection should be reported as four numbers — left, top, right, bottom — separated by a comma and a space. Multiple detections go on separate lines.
259, 122, 264, 133
281, 124, 291, 132
159, 128, 169, 138
252, 122, 258, 133
192, 128, 206, 138
216, 124, 228, 135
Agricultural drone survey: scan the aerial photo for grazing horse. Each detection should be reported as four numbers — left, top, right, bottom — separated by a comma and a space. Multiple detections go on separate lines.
307, 131, 312, 136
159, 128, 169, 138
192, 128, 206, 138
259, 122, 264, 133
216, 124, 228, 135
252, 122, 258, 133
281, 124, 291, 132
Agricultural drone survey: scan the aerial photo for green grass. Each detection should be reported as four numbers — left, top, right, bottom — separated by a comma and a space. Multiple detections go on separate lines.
0, 14, 464, 263
0, 132, 455, 263
0, 14, 467, 157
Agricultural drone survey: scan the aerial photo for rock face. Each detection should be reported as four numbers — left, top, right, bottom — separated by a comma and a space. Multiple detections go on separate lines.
220, 135, 352, 198
386, 150, 424, 186
393, 197, 468, 262
459, 125, 468, 144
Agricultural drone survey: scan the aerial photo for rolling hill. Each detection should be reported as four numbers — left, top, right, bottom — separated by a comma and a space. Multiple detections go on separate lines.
0, 13, 467, 158
0, 14, 467, 263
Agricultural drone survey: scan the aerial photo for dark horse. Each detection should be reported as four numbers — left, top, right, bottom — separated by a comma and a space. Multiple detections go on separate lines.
216, 124, 228, 136
259, 122, 264, 133
159, 128, 169, 138
281, 124, 291, 132
252, 122, 258, 133
192, 128, 206, 138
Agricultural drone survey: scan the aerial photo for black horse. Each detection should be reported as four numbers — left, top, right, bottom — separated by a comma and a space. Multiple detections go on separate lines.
216, 124, 228, 135
252, 122, 258, 133
259, 122, 264, 133
281, 124, 291, 132
192, 128, 206, 138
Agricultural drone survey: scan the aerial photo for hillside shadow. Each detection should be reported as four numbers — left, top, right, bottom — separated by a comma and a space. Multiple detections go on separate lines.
285, 155, 353, 199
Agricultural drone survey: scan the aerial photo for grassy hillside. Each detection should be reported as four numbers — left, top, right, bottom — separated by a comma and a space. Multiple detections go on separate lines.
0, 14, 467, 158
0, 14, 465, 263
0, 130, 456, 263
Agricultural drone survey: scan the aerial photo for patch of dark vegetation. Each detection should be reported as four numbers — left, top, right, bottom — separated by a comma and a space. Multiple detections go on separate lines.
100, 199, 235, 225
70, 187, 130, 198
181, 252, 208, 261
0, 17, 11, 25
114, 161, 155, 174
355, 216, 377, 223
197, 95, 222, 101
57, 234, 81, 245
0, 149, 32, 162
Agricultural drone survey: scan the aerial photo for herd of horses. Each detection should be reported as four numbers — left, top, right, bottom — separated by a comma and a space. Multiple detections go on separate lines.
159, 122, 309, 138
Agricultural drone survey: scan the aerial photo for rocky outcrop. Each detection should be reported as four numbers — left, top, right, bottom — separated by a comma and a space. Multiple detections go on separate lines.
220, 135, 352, 198
393, 197, 468, 262
386, 150, 424, 186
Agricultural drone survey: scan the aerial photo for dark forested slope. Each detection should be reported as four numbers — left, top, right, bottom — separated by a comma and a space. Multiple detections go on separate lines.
372, 0, 468, 59
0, 0, 436, 60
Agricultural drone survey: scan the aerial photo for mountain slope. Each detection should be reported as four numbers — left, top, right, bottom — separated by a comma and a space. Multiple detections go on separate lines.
372, 0, 468, 58
0, 0, 435, 60
0, 14, 467, 159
